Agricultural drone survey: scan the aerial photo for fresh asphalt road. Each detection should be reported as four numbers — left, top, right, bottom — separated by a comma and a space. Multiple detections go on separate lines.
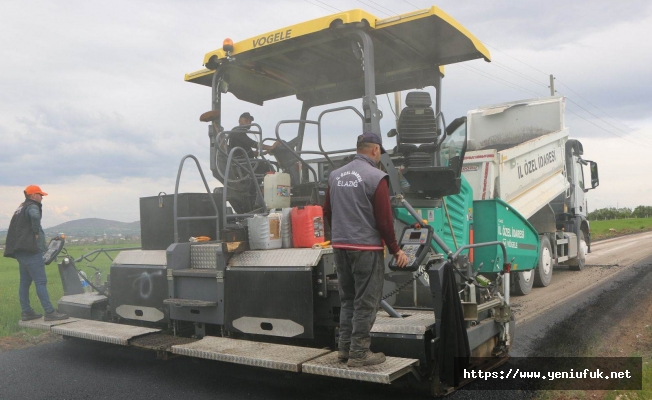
2, 233, 651, 400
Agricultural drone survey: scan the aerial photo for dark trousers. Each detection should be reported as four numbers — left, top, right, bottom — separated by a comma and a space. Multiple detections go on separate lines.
334, 249, 384, 357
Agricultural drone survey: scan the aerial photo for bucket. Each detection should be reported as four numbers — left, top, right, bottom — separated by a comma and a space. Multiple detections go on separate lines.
291, 205, 325, 248
247, 213, 282, 250
264, 172, 291, 210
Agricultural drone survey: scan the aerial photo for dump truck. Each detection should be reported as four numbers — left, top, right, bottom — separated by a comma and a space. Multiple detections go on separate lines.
20, 6, 591, 396
461, 96, 599, 295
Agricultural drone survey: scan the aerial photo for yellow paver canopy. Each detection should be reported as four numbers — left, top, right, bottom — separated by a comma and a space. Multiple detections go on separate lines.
185, 7, 490, 106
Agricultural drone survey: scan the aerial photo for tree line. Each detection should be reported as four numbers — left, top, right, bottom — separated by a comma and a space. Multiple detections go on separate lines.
588, 206, 652, 220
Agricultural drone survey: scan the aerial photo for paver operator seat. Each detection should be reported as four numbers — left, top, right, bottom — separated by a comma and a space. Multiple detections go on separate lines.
396, 91, 439, 168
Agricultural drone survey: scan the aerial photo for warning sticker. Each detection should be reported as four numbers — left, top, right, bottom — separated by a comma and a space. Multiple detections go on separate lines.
276, 185, 290, 197
427, 210, 435, 222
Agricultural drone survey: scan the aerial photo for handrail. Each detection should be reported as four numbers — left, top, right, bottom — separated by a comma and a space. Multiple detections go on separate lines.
296, 149, 357, 156
275, 119, 320, 184
222, 147, 267, 229
215, 129, 272, 183
174, 155, 221, 243
234, 122, 265, 160
317, 106, 365, 169
451, 242, 507, 266
72, 247, 141, 264
434, 111, 448, 148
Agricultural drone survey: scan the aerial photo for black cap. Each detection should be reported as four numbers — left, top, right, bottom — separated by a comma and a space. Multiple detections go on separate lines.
357, 132, 386, 154
239, 112, 254, 121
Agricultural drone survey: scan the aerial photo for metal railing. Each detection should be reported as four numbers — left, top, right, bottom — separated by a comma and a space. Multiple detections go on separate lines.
173, 155, 221, 242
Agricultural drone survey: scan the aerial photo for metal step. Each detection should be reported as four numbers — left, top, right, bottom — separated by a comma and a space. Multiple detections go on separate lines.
18, 317, 79, 331
371, 309, 435, 335
50, 320, 160, 345
172, 268, 221, 278
302, 352, 419, 384
163, 298, 217, 307
130, 333, 198, 351
58, 293, 108, 307
171, 336, 330, 372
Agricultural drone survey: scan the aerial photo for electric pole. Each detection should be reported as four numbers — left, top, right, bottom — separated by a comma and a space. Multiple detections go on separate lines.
394, 91, 401, 128
549, 74, 555, 96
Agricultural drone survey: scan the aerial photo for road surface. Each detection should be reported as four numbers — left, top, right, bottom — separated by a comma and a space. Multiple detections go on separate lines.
511, 231, 652, 325
1, 232, 651, 399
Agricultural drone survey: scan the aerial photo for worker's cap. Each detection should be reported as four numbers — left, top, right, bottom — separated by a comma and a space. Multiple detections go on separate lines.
357, 132, 386, 154
239, 112, 254, 121
24, 185, 48, 196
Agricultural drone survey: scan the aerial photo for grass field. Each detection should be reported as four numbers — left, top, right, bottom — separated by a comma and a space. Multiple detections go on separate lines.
0, 244, 138, 337
590, 217, 652, 240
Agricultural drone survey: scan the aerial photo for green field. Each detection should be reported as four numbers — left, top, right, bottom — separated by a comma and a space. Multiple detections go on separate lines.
590, 217, 652, 240
0, 244, 138, 337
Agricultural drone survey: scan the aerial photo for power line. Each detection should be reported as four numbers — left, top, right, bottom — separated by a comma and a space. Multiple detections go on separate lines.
303, 0, 340, 13
363, 0, 400, 16
478, 43, 650, 145
313, 0, 342, 11
470, 59, 652, 147
459, 64, 547, 98
564, 97, 652, 147
355, 0, 393, 17
555, 78, 638, 133
484, 42, 550, 76
491, 61, 549, 88
565, 106, 652, 149
402, 0, 421, 10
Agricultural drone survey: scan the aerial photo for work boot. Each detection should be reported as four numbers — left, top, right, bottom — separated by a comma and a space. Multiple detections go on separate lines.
44, 310, 69, 321
338, 349, 349, 362
347, 351, 386, 368
21, 310, 42, 321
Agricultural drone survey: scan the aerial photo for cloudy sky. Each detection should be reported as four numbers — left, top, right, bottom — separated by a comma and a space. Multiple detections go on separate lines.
1, 0, 651, 229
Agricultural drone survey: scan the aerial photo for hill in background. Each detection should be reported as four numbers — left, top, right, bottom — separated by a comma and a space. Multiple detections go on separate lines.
44, 218, 140, 238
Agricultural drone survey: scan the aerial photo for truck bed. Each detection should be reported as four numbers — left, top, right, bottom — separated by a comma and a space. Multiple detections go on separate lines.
462, 97, 570, 219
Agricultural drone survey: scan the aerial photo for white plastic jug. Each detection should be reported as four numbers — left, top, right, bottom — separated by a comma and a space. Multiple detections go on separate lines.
264, 172, 291, 210
247, 213, 282, 250
281, 208, 293, 248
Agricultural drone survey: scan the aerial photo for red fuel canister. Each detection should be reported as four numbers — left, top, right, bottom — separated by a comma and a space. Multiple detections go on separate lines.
291, 205, 325, 248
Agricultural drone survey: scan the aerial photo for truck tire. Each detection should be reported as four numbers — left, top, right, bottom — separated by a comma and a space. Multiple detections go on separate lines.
511, 269, 534, 295
533, 236, 553, 287
569, 231, 587, 271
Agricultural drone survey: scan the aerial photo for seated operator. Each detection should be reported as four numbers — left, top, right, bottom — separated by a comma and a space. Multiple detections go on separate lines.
229, 112, 279, 159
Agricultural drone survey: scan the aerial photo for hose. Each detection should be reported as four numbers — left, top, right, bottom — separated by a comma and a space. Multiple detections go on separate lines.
381, 268, 428, 301
442, 197, 459, 250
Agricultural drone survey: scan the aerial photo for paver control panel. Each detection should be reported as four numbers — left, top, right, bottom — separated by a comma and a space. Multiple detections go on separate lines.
389, 226, 432, 271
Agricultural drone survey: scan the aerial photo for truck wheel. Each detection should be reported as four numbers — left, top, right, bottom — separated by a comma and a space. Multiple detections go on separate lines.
569, 231, 587, 271
511, 270, 534, 295
533, 236, 553, 287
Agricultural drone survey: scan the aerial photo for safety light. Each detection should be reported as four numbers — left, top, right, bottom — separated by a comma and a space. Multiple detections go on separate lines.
223, 38, 234, 53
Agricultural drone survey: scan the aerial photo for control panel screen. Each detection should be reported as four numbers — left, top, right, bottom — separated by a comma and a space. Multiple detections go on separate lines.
409, 231, 421, 240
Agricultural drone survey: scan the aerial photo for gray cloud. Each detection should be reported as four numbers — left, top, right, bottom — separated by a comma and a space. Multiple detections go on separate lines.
1, 0, 651, 227
0, 104, 204, 186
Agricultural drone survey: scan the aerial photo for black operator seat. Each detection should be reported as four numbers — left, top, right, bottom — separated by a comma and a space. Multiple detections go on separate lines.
396, 91, 439, 168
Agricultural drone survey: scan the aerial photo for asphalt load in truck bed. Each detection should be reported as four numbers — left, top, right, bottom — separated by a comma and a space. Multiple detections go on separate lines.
0, 258, 651, 399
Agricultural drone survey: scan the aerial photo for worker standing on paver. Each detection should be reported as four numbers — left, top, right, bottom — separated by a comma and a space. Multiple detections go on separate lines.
4, 185, 68, 321
323, 133, 409, 367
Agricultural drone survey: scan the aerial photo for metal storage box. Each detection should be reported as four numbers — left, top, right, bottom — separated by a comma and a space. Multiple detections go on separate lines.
140, 192, 223, 250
